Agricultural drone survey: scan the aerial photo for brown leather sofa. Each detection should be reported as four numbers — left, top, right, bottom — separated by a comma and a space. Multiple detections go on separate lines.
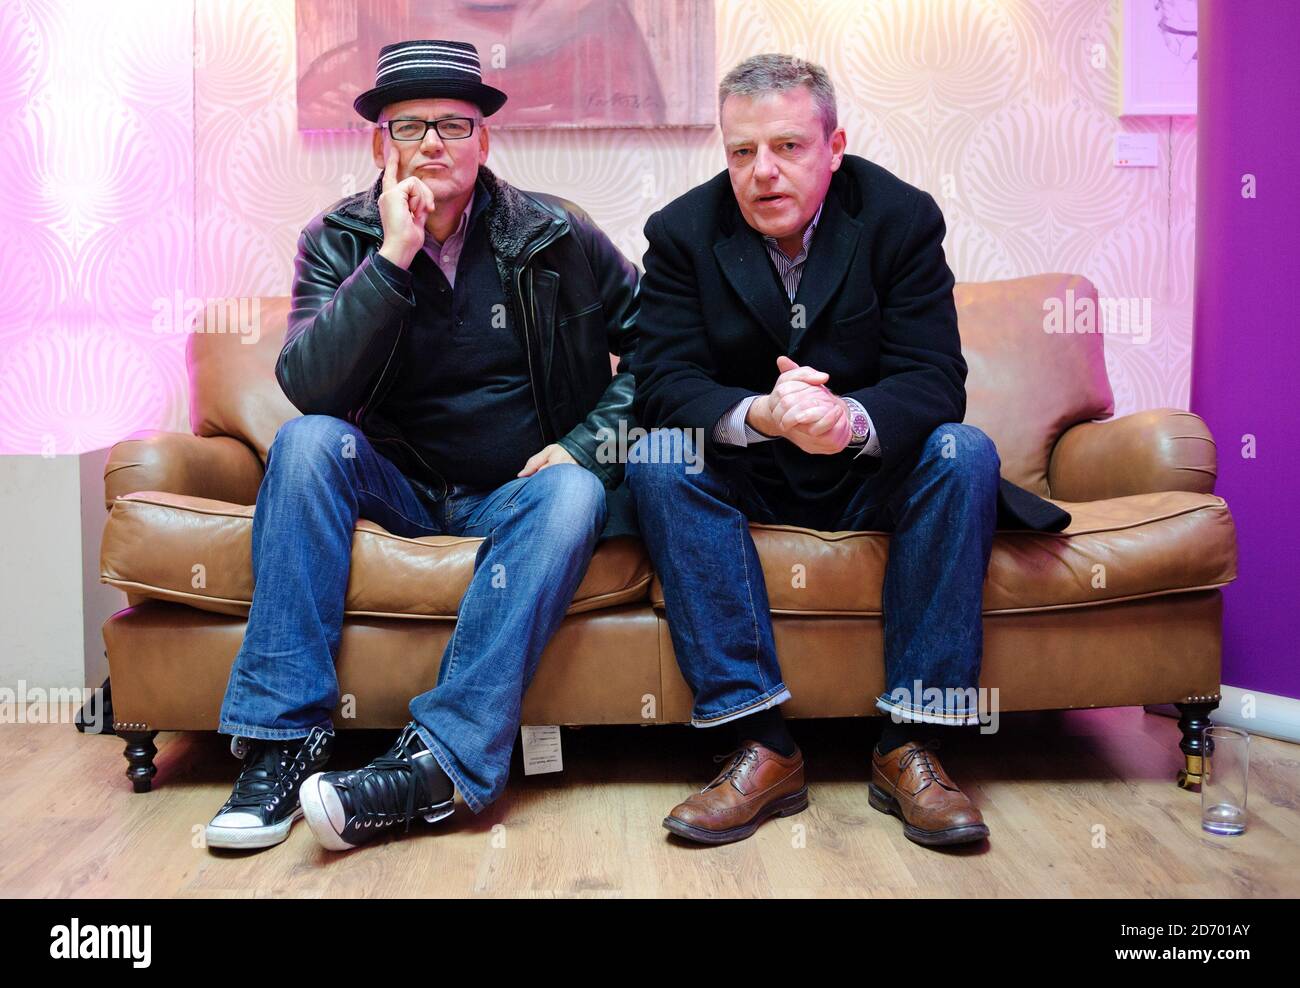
99, 273, 1237, 794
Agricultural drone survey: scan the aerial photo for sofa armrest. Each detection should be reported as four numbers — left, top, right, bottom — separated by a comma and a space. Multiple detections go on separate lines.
1048, 409, 1217, 501
103, 431, 264, 509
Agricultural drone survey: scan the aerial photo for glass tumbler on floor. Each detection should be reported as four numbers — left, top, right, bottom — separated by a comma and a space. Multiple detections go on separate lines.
1201, 725, 1250, 836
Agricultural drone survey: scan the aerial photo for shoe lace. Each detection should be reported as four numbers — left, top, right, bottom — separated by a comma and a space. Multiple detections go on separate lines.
339, 726, 428, 833
704, 745, 758, 791
225, 741, 298, 810
897, 739, 946, 789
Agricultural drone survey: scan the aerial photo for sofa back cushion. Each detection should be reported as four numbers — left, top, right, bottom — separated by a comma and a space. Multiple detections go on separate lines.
189, 274, 1115, 492
188, 296, 298, 461
956, 273, 1114, 495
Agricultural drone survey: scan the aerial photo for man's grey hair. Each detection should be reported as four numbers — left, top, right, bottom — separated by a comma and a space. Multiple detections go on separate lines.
718, 53, 838, 139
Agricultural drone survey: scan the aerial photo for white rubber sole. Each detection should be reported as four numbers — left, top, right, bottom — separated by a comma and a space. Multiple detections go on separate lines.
300, 773, 353, 851
300, 772, 455, 852
205, 807, 302, 850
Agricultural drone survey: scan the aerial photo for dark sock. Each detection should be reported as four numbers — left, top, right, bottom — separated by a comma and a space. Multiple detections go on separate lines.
731, 706, 797, 757
876, 719, 938, 756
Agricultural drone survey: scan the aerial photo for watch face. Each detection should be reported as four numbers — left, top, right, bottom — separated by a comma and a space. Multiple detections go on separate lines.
851, 410, 869, 439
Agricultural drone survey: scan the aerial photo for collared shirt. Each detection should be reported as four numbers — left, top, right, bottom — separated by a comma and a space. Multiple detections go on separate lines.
422, 190, 475, 288
713, 198, 880, 457
763, 201, 823, 301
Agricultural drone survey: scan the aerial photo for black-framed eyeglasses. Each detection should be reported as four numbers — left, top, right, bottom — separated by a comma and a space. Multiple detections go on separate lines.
382, 116, 477, 142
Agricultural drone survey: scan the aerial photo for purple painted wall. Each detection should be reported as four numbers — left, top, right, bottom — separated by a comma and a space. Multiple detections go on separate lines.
1191, 0, 1300, 700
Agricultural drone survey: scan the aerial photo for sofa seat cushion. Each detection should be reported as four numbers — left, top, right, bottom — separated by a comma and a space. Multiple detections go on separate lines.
102, 492, 652, 619
649, 491, 1235, 615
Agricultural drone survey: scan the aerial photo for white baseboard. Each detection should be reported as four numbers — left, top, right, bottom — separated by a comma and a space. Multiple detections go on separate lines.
1144, 690, 1300, 745
1211, 686, 1300, 744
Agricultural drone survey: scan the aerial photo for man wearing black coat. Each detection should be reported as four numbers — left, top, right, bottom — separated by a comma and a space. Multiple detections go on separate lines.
629, 54, 1069, 849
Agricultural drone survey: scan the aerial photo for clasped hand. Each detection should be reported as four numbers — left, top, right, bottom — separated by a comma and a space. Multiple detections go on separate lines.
746, 355, 852, 455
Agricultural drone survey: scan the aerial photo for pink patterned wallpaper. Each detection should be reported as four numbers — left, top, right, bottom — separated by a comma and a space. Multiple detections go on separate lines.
1, 0, 1196, 454
0, 0, 194, 454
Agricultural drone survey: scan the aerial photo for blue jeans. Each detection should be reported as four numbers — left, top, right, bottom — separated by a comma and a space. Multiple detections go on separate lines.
627, 424, 998, 728
218, 414, 607, 812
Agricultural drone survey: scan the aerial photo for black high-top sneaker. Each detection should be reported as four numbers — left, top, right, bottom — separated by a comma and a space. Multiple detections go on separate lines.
300, 722, 455, 851
204, 726, 334, 850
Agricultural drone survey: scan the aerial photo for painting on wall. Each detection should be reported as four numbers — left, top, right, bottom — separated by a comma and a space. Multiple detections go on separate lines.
295, 0, 716, 130
1121, 0, 1197, 115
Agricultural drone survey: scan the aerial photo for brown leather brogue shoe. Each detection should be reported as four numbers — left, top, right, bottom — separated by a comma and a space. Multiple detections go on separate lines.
664, 741, 808, 845
869, 740, 989, 847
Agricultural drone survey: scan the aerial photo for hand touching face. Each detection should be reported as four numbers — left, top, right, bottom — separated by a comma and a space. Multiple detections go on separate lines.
376, 146, 435, 268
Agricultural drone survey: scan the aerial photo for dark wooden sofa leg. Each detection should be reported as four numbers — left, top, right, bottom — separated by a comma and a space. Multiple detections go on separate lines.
1174, 701, 1218, 790
120, 730, 159, 793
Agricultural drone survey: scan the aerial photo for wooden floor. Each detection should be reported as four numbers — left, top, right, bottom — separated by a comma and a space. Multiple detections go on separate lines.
2, 706, 1297, 898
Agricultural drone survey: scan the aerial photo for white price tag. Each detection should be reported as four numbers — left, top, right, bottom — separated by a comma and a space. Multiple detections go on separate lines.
521, 725, 563, 776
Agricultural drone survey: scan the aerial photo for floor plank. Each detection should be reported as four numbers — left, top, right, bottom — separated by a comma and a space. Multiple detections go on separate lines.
1, 707, 1296, 898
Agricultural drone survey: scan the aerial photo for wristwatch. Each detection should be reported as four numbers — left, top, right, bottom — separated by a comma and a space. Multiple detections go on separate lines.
846, 398, 871, 447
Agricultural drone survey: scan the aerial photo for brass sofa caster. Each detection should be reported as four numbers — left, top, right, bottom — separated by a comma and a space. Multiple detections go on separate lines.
1176, 753, 1203, 791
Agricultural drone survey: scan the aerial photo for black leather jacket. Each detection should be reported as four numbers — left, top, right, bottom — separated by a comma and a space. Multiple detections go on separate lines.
275, 165, 640, 506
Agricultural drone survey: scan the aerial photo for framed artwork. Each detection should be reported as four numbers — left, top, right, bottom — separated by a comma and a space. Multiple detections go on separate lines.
295, 0, 716, 130
1120, 0, 1198, 116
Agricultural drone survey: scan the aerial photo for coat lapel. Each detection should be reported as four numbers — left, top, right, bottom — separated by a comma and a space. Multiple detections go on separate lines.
789, 189, 863, 353
713, 220, 799, 351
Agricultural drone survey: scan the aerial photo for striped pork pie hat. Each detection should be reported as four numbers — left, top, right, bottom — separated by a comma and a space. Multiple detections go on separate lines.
353, 39, 508, 121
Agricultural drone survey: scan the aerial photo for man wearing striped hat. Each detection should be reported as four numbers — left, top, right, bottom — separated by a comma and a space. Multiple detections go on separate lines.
205, 40, 639, 853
